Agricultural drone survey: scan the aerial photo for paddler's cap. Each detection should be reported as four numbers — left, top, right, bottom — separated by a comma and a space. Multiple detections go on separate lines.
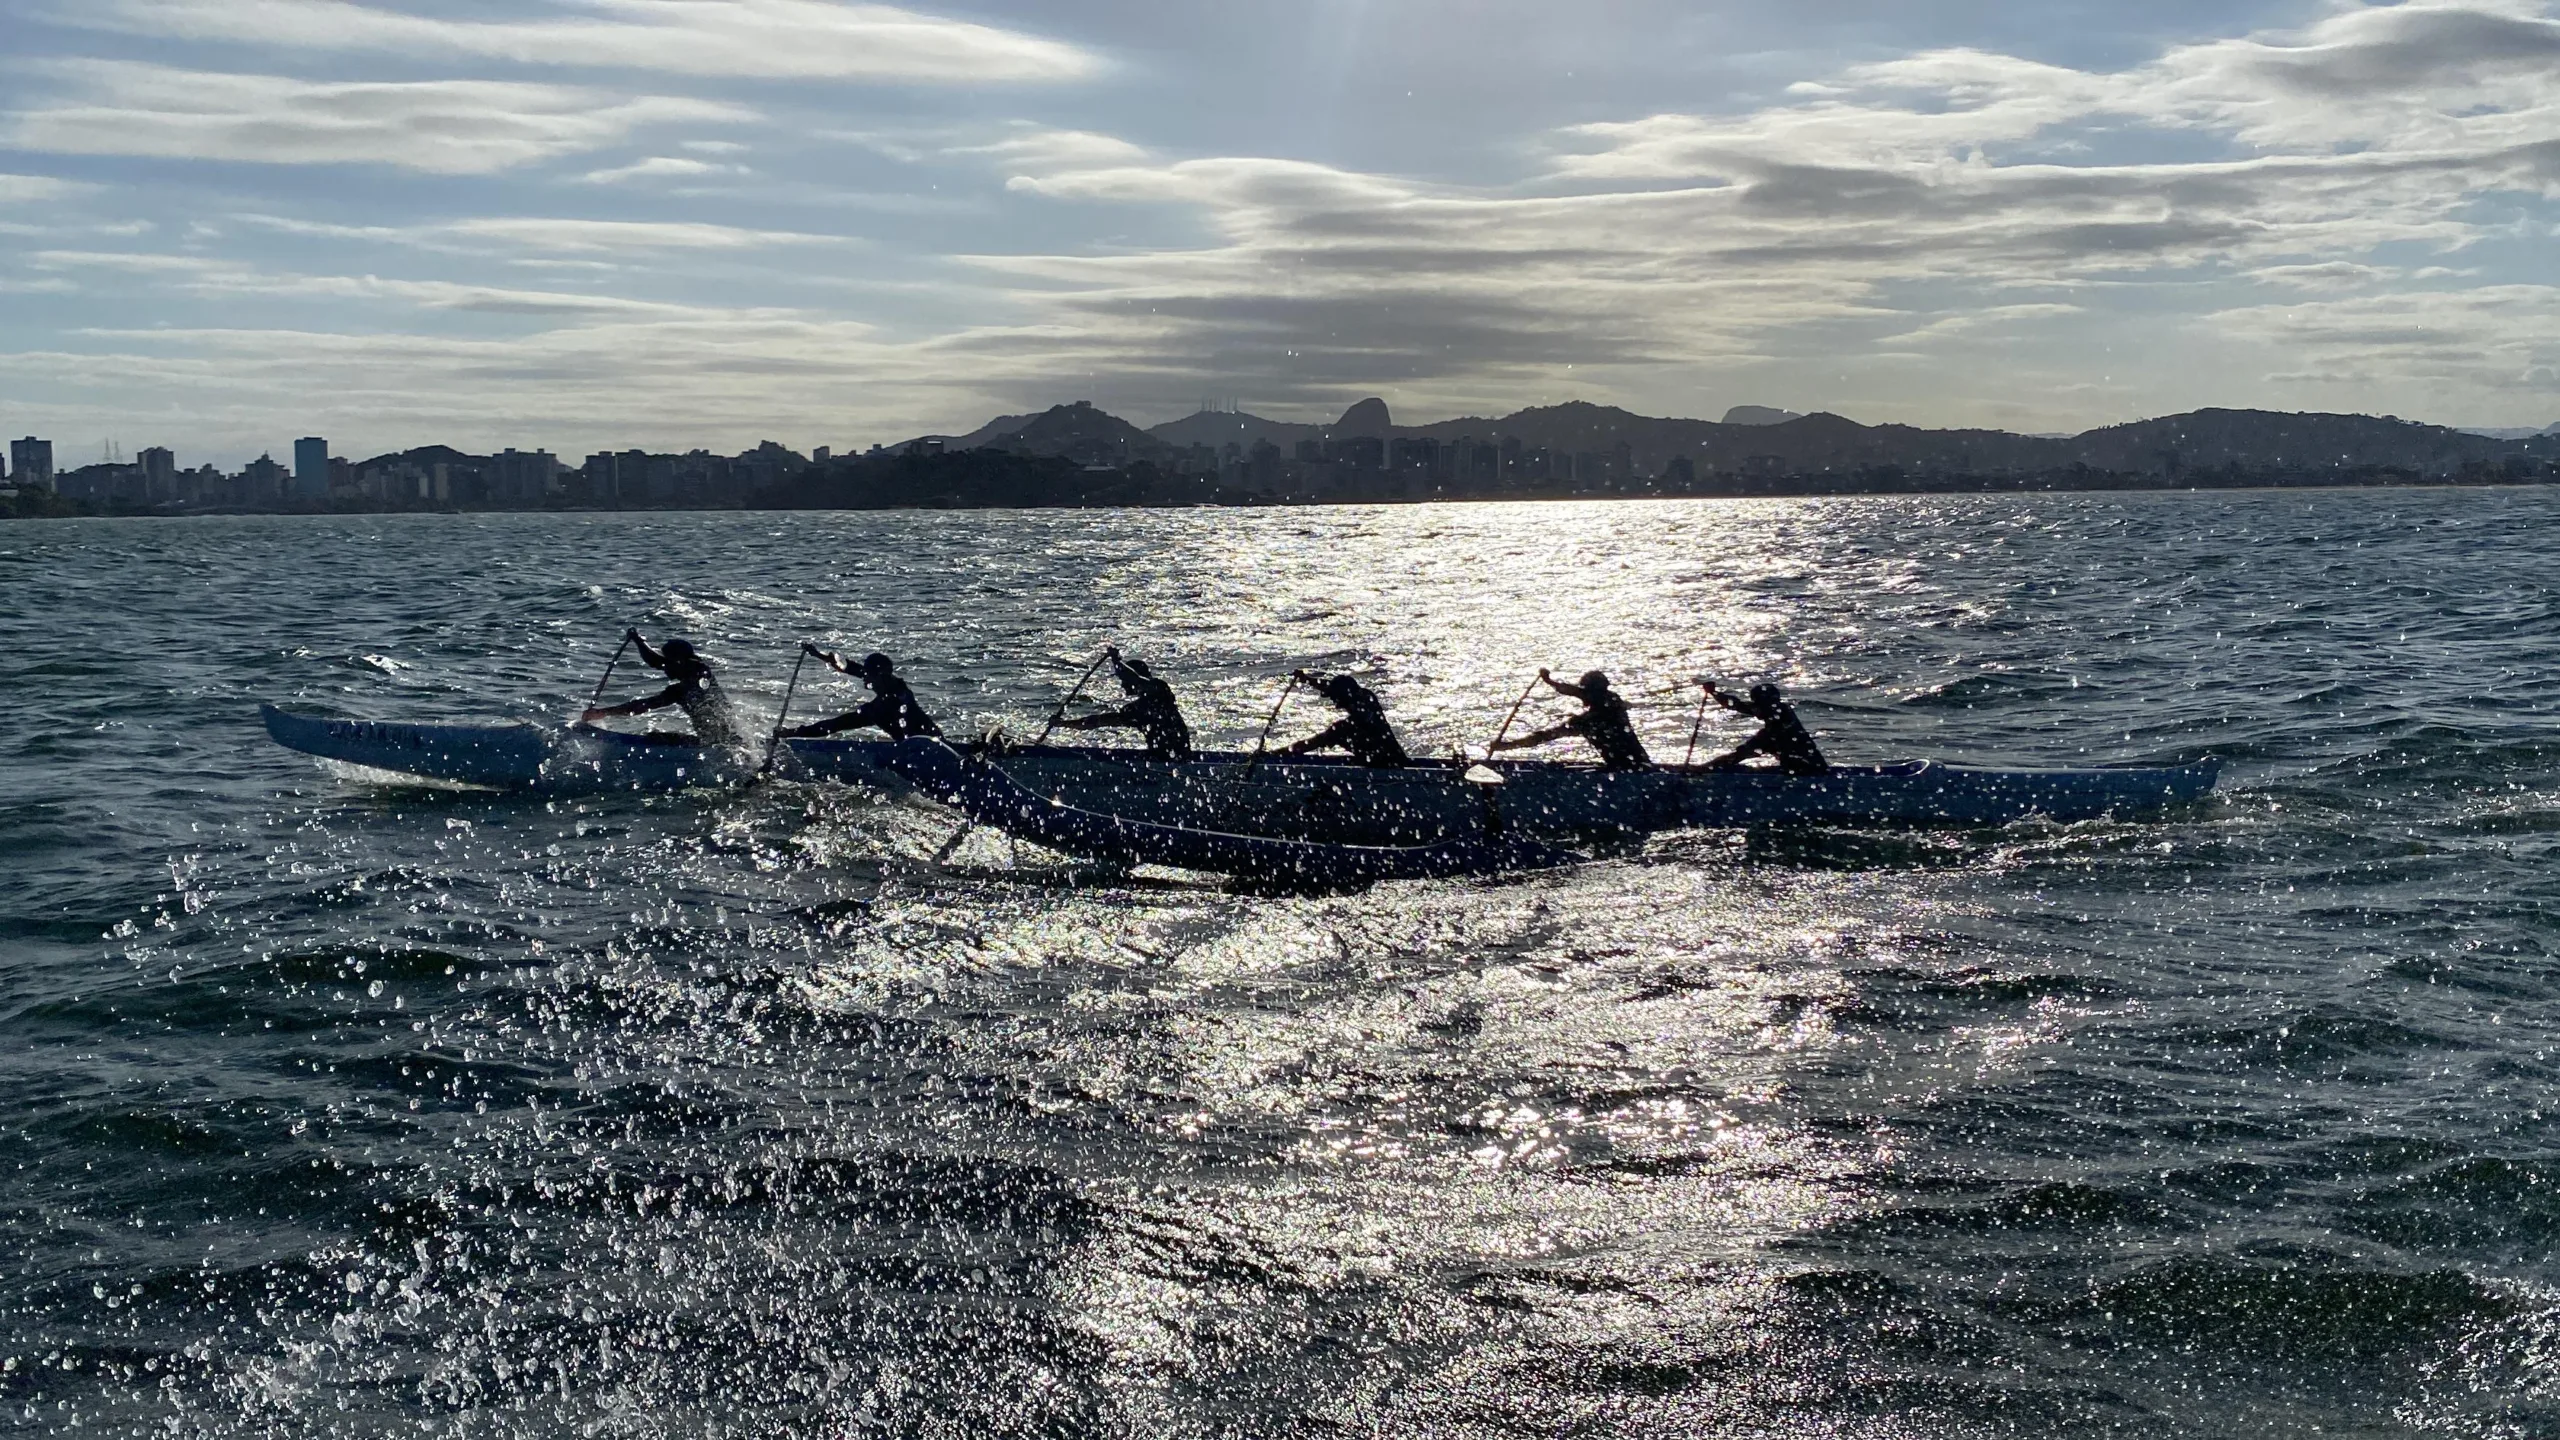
1320, 673, 1360, 700
662, 639, 699, 663
1579, 669, 1611, 692
860, 652, 894, 676
1122, 658, 1154, 678
1749, 682, 1783, 706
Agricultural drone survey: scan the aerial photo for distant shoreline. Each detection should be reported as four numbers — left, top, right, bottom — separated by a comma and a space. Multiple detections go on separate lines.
10, 467, 2555, 520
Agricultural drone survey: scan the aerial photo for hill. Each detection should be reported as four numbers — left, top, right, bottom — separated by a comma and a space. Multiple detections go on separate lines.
1148, 409, 1326, 452
2064, 410, 2515, 474
928, 401, 1175, 467
920, 397, 2551, 485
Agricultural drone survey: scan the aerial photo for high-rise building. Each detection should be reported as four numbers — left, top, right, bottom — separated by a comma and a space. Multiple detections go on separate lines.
293, 437, 329, 500
11, 437, 53, 488
490, 449, 558, 505
139, 446, 176, 500
242, 453, 288, 503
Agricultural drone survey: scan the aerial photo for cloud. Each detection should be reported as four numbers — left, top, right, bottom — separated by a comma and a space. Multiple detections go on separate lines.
937, 1, 2560, 421
583, 156, 737, 183
26, 249, 238, 275
1876, 303, 2086, 345
0, 173, 88, 203
6, 62, 747, 174
953, 127, 1150, 174
66, 0, 1098, 84
10, 2, 2558, 443
2208, 285, 2560, 394
229, 214, 839, 257
0, 307, 938, 463
17, 245, 769, 315
440, 218, 826, 252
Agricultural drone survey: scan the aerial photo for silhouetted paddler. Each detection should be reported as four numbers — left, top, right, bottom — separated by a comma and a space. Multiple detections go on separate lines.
1277, 671, 1410, 768
780, 648, 941, 740
580, 631, 745, 746
1490, 668, 1652, 770
1057, 647, 1194, 760
1703, 681, 1828, 775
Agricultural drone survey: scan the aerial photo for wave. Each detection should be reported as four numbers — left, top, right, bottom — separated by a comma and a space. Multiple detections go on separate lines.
2090, 1254, 2513, 1356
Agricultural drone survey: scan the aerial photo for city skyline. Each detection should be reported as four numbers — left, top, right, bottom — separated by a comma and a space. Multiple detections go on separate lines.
15, 392, 2552, 514
3, 0, 2559, 466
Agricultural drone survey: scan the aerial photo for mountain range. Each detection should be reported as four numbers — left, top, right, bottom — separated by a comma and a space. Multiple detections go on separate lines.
917, 399, 2560, 480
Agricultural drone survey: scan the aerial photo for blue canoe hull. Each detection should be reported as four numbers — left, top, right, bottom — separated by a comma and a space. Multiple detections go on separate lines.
263, 707, 2218, 835
260, 705, 757, 792
795, 739, 2219, 839
872, 739, 1582, 882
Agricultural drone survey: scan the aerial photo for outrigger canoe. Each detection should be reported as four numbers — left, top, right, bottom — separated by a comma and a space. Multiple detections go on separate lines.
261, 705, 2218, 833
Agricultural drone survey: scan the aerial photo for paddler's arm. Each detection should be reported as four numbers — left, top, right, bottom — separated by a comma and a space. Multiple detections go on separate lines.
627, 629, 667, 671
1489, 721, 1573, 753
1705, 728, 1772, 770
1278, 719, 1353, 756
582, 681, 685, 723
803, 643, 859, 678
1699, 680, 1753, 715
781, 708, 875, 739
1056, 702, 1138, 732
1537, 668, 1590, 703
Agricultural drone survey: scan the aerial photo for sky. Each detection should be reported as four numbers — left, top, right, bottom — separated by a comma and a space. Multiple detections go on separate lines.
2, 0, 2557, 466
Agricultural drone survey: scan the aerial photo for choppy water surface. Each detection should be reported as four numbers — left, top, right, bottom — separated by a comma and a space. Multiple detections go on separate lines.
3, 493, 2557, 1437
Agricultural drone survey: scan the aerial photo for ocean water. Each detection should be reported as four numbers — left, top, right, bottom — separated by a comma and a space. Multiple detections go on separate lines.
2, 492, 2556, 1438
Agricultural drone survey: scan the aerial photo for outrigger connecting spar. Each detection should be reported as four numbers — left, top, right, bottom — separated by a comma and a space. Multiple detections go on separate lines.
262, 633, 2221, 882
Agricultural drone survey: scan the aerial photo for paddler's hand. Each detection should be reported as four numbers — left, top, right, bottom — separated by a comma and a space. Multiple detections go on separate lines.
580, 707, 607, 724
624, 628, 642, 645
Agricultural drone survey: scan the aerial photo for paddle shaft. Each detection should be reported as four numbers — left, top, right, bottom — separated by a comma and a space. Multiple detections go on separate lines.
1032, 649, 1112, 746
1484, 673, 1542, 754
1683, 682, 1713, 767
583, 634, 634, 719
760, 644, 811, 775
1237, 673, 1300, 780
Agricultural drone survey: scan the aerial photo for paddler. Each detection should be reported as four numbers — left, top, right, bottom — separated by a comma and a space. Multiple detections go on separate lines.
777, 647, 942, 740
1701, 681, 1828, 775
1489, 668, 1652, 771
580, 630, 744, 746
1056, 646, 1194, 760
1275, 671, 1410, 768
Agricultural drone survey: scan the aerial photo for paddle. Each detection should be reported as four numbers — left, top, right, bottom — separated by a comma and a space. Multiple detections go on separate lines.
1683, 677, 1714, 767
579, 631, 634, 726
759, 642, 813, 777
1031, 648, 1112, 746
1235, 671, 1301, 781
1483, 671, 1543, 756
